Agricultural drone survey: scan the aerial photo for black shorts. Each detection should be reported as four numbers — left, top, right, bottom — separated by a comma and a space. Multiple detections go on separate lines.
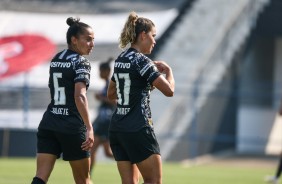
37, 129, 90, 161
109, 127, 160, 164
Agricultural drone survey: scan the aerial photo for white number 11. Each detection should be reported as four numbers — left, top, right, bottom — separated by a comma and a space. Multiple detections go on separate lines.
114, 73, 131, 105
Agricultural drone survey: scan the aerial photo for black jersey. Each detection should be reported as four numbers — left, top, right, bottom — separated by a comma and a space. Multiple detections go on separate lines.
109, 48, 161, 132
38, 49, 91, 134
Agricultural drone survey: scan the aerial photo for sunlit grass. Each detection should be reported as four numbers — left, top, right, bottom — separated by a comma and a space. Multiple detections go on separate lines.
0, 157, 274, 184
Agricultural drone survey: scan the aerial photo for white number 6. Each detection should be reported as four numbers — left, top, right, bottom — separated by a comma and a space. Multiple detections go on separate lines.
53, 73, 66, 105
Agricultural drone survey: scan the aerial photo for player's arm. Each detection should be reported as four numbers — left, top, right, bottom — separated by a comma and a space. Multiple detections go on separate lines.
74, 82, 94, 151
153, 61, 175, 97
107, 80, 117, 103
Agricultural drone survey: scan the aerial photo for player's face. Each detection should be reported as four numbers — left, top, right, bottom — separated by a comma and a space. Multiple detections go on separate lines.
73, 27, 94, 55
142, 26, 156, 54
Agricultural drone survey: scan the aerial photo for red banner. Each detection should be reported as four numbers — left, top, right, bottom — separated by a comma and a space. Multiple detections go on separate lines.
0, 34, 56, 80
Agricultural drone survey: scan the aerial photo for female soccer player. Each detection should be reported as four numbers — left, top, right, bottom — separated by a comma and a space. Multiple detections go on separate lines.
90, 57, 115, 176
31, 17, 95, 184
107, 11, 175, 184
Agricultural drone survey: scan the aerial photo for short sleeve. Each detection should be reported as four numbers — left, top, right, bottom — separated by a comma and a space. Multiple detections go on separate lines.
73, 56, 91, 89
136, 55, 161, 84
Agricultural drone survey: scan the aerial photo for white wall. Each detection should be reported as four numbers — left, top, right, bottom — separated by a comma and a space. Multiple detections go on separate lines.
273, 38, 282, 108
236, 106, 278, 154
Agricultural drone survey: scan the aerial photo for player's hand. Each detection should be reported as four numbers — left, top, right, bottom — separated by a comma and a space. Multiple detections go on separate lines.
154, 61, 171, 74
81, 128, 94, 151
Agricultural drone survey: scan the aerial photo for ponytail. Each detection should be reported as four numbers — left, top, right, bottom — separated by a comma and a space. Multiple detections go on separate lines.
119, 12, 155, 49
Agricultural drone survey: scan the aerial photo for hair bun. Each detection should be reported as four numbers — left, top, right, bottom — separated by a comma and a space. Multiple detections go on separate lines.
129, 12, 138, 24
66, 17, 80, 26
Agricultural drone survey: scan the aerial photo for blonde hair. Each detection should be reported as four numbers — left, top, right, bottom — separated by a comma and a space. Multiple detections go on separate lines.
119, 11, 155, 49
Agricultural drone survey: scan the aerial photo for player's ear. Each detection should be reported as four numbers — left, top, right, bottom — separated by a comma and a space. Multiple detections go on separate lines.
71, 36, 77, 45
140, 31, 147, 41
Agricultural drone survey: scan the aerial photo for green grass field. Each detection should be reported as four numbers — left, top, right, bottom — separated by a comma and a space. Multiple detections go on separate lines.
0, 157, 275, 184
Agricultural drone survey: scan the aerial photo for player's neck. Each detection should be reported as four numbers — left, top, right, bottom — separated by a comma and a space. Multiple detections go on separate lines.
131, 44, 141, 53
68, 45, 81, 55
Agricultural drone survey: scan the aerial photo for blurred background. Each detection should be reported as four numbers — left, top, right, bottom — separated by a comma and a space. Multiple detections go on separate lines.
0, 0, 281, 164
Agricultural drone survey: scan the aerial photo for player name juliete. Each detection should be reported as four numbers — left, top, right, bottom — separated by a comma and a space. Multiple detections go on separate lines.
51, 107, 69, 115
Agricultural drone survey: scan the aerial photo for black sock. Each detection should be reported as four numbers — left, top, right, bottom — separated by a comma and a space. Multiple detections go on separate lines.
275, 157, 282, 178
31, 177, 45, 184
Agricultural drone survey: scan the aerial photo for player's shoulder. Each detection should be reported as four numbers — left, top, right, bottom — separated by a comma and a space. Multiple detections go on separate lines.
123, 48, 150, 64
72, 57, 91, 75
65, 50, 88, 63
71, 55, 89, 66
53, 49, 89, 63
62, 50, 90, 69
132, 52, 151, 67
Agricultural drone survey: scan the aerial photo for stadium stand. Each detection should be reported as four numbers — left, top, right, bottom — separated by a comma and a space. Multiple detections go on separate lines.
150, 0, 271, 160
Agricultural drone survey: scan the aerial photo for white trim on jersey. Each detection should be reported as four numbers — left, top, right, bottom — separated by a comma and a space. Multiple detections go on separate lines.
58, 49, 67, 59
140, 62, 154, 77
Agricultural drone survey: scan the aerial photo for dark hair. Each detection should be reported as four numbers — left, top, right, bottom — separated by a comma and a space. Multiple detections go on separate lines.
119, 11, 155, 48
66, 17, 92, 45
99, 57, 113, 70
